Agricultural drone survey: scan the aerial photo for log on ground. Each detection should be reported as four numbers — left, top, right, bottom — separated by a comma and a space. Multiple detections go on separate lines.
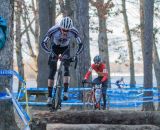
47, 124, 160, 130
30, 110, 160, 130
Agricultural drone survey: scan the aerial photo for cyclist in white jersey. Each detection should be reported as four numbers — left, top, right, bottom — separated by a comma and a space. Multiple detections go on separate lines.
41, 17, 83, 104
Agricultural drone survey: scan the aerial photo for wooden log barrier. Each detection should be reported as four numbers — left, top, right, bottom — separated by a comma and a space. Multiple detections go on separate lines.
47, 124, 160, 130
30, 110, 160, 130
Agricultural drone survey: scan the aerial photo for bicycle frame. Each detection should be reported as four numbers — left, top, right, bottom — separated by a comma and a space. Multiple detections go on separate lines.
51, 59, 63, 111
94, 85, 103, 108
83, 81, 110, 110
51, 55, 77, 111
82, 82, 102, 110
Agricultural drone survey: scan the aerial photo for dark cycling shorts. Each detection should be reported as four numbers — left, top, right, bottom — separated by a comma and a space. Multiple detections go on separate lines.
48, 44, 70, 66
115, 81, 121, 88
92, 77, 108, 94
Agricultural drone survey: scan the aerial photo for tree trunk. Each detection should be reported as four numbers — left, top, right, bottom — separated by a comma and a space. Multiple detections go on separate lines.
0, 0, 19, 129
0, 98, 20, 130
96, 0, 111, 88
139, 2, 144, 111
0, 1, 14, 90
152, 41, 160, 110
69, 0, 80, 87
122, 0, 136, 88
32, 0, 39, 56
74, 0, 90, 87
58, 0, 90, 88
143, 0, 155, 111
58, 0, 78, 87
140, 0, 144, 60
34, 0, 40, 63
37, 0, 51, 87
15, 0, 24, 92
34, 0, 40, 76
48, 0, 56, 26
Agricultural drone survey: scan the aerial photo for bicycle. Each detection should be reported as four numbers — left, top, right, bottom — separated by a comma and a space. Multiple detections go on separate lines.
82, 81, 110, 110
50, 54, 77, 111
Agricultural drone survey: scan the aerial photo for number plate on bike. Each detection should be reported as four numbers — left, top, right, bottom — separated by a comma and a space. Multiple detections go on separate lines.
94, 84, 102, 89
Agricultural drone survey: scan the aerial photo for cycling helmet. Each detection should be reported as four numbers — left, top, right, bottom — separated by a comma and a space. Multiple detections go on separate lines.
60, 17, 73, 30
93, 55, 102, 64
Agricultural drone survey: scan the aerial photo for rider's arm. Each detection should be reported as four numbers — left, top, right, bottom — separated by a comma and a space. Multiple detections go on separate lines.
84, 65, 93, 80
70, 27, 84, 55
101, 64, 108, 82
76, 43, 83, 55
41, 25, 59, 53
41, 36, 50, 53
115, 80, 119, 84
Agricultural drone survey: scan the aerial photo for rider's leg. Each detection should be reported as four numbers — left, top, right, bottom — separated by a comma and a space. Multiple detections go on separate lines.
92, 77, 101, 109
102, 80, 108, 110
63, 61, 70, 100
59, 46, 70, 100
92, 77, 101, 84
63, 76, 70, 92
48, 79, 54, 97
47, 55, 57, 103
118, 84, 121, 89
63, 76, 70, 100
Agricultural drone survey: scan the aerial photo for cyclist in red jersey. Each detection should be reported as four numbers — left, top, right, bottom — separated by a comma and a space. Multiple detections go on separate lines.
82, 55, 108, 110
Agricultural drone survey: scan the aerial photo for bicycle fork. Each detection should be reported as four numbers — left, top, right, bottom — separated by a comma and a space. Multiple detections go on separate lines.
51, 85, 62, 111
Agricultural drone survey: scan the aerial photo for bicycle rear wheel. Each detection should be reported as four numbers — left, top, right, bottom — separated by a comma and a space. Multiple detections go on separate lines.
85, 91, 95, 110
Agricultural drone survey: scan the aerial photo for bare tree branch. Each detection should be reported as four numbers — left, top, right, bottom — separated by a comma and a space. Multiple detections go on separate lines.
22, 0, 35, 36
20, 17, 35, 36
26, 62, 38, 73
58, 0, 67, 16
89, 0, 97, 7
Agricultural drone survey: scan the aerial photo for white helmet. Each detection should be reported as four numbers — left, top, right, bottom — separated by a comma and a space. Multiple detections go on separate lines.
60, 17, 73, 30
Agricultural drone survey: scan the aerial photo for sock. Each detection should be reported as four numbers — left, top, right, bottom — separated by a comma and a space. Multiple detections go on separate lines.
48, 87, 53, 97
64, 83, 69, 92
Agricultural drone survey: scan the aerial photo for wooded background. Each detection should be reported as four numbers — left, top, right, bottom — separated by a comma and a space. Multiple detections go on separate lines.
0, 0, 159, 114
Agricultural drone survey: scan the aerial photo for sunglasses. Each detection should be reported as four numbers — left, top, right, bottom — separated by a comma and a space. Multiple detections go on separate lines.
62, 29, 69, 32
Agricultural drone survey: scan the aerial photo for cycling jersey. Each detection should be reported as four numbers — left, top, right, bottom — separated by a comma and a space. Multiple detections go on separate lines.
41, 24, 83, 54
84, 63, 108, 82
115, 79, 125, 88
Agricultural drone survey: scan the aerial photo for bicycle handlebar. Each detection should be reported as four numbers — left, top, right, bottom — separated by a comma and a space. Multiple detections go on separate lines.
82, 81, 94, 85
51, 53, 78, 69
82, 81, 102, 86
82, 81, 102, 89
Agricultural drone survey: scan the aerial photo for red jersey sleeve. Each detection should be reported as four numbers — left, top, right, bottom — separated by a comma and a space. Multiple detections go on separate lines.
101, 64, 108, 82
84, 64, 93, 80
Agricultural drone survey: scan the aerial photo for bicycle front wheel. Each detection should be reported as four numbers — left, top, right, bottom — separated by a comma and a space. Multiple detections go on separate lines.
52, 86, 62, 110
